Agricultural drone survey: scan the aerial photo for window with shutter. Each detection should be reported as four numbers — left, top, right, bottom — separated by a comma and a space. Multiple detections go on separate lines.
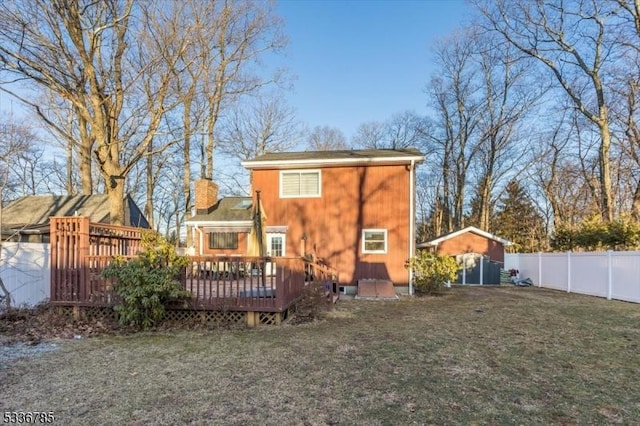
280, 170, 321, 198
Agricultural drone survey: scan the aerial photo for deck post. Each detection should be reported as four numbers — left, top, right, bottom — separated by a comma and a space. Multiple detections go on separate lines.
246, 311, 258, 327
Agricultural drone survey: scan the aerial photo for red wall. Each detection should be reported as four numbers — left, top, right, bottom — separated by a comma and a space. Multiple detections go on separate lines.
251, 164, 413, 286
435, 232, 505, 263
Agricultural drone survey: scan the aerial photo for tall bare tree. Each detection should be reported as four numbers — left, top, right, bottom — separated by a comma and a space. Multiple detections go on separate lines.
428, 30, 483, 232
218, 94, 300, 161
0, 0, 192, 224
305, 125, 348, 151
198, 0, 287, 180
353, 111, 430, 150
475, 0, 629, 221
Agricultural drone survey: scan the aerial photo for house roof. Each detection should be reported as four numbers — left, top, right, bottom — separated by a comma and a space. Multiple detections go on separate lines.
417, 226, 512, 248
241, 148, 425, 169
187, 197, 254, 224
1, 194, 149, 232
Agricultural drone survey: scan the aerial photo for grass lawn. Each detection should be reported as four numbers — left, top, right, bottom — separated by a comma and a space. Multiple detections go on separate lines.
1, 286, 639, 425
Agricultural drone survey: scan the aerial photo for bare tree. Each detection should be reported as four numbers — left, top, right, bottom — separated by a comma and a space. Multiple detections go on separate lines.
352, 121, 386, 149
305, 125, 348, 151
0, 118, 34, 309
475, 0, 629, 221
470, 36, 544, 231
353, 111, 430, 150
0, 0, 194, 224
428, 29, 483, 232
198, 0, 288, 180
218, 94, 301, 161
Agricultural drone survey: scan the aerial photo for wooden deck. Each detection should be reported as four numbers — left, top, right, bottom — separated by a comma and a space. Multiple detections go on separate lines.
49, 217, 339, 322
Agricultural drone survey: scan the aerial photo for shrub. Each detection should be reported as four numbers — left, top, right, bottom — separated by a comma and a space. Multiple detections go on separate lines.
102, 231, 192, 329
551, 215, 640, 251
405, 252, 459, 295
291, 282, 330, 324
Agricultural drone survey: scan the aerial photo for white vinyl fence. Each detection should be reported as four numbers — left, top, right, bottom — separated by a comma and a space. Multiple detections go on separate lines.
505, 251, 640, 303
0, 242, 50, 307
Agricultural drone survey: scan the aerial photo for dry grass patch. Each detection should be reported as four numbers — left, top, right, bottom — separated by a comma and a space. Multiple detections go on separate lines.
1, 286, 639, 424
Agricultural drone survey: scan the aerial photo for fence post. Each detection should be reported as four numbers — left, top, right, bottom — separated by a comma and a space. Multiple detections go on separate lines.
479, 256, 484, 285
567, 251, 571, 293
607, 250, 613, 300
538, 252, 542, 287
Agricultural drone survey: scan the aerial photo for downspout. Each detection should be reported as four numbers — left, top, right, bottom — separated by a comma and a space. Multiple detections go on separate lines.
409, 159, 416, 296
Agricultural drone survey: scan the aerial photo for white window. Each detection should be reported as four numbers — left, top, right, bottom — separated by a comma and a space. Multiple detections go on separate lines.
280, 170, 321, 198
362, 229, 387, 254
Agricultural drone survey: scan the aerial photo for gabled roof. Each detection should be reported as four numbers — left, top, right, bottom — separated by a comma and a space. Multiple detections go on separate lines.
1, 194, 149, 231
417, 226, 512, 248
241, 148, 424, 169
187, 197, 253, 223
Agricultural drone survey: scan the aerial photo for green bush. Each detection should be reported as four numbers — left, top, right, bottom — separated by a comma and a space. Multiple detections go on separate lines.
102, 231, 192, 329
406, 252, 459, 295
551, 215, 640, 251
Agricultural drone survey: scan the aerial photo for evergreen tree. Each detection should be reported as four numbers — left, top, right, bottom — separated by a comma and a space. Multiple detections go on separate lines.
493, 181, 547, 252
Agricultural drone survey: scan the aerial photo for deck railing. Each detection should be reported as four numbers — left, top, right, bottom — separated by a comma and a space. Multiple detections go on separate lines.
49, 217, 339, 312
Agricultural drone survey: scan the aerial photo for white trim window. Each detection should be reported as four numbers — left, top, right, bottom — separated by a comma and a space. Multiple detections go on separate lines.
362, 229, 387, 254
280, 170, 321, 198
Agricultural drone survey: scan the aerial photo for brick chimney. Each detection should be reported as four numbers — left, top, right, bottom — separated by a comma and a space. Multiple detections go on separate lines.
194, 179, 219, 214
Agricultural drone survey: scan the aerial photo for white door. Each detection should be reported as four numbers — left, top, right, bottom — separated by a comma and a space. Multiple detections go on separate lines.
266, 233, 286, 257
265, 233, 285, 276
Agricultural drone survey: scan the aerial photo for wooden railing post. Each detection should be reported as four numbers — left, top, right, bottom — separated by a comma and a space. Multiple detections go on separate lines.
275, 260, 286, 310
79, 217, 90, 303
50, 218, 59, 302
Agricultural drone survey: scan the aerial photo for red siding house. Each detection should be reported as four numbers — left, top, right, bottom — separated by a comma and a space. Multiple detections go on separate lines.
186, 149, 424, 294
240, 149, 424, 295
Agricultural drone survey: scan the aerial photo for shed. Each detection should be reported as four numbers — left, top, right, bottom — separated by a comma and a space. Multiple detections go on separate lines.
417, 226, 511, 263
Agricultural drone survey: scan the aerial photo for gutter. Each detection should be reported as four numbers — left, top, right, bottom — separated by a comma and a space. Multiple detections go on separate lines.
241, 156, 425, 170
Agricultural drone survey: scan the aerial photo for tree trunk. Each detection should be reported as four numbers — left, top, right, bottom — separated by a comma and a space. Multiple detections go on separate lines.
107, 178, 126, 226
632, 181, 640, 220
183, 97, 193, 247
144, 142, 154, 229
598, 122, 613, 221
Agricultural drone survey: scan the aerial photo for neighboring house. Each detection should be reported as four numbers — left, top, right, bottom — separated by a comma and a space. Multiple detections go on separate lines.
417, 226, 511, 263
185, 179, 256, 256
0, 194, 150, 243
238, 148, 425, 295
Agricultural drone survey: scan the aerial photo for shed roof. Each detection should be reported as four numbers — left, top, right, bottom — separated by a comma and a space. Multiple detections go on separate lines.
242, 148, 424, 169
417, 226, 512, 248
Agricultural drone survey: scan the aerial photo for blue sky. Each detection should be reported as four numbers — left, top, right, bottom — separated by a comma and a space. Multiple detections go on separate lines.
276, 0, 473, 140
0, 0, 473, 143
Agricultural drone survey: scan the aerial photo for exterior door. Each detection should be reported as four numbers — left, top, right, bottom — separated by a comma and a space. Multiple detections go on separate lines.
266, 233, 285, 257
265, 233, 285, 276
